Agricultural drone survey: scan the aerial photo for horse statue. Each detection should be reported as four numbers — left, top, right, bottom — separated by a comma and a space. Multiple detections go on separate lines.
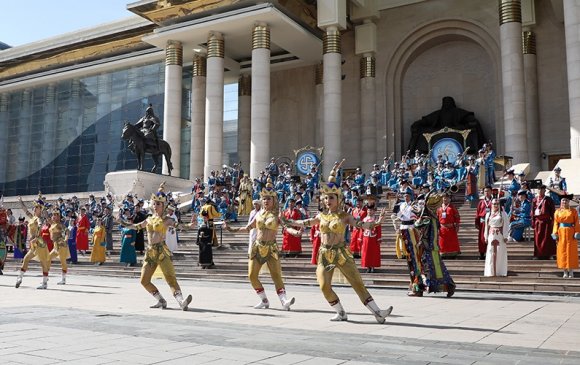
121, 122, 173, 176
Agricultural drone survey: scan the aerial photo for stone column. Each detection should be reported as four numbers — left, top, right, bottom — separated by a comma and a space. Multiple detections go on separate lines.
237, 74, 251, 171
0, 94, 9, 184
162, 40, 183, 176
322, 27, 342, 175
189, 53, 206, 180
360, 55, 376, 171
250, 23, 271, 178
564, 0, 580, 158
315, 62, 324, 147
522, 30, 541, 172
204, 32, 225, 180
500, 0, 528, 163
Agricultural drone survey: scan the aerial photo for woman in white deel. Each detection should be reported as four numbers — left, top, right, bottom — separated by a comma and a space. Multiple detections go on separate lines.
484, 198, 509, 277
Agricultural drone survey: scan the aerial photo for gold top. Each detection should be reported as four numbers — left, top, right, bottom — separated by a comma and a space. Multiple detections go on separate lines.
315, 62, 323, 85
238, 74, 251, 96
359, 56, 375, 78
147, 215, 167, 235
166, 40, 183, 66
207, 33, 224, 58
323, 29, 341, 54
252, 23, 270, 50
319, 212, 347, 236
522, 31, 536, 55
255, 211, 278, 231
192, 53, 207, 77
499, 0, 522, 25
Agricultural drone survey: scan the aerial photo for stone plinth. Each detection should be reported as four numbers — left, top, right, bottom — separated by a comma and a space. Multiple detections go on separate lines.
104, 170, 193, 201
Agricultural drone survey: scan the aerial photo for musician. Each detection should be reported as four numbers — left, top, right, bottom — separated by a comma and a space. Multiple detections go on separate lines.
483, 198, 509, 277
266, 157, 279, 179
412, 161, 428, 188
354, 167, 366, 187
476, 148, 487, 191
520, 181, 535, 202
361, 205, 382, 273
465, 156, 479, 202
483, 142, 496, 186
508, 190, 532, 242
274, 175, 287, 203
548, 167, 567, 206
397, 180, 414, 202
349, 199, 367, 258
475, 186, 493, 260
281, 198, 303, 257
440, 161, 458, 191
552, 196, 580, 278
437, 192, 461, 258
505, 169, 521, 195
412, 150, 422, 165
238, 174, 254, 216
532, 185, 556, 260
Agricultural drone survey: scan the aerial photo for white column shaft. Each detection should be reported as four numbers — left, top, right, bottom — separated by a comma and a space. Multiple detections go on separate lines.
564, 0, 580, 158
250, 48, 270, 178
501, 22, 528, 163
523, 54, 541, 172
323, 52, 342, 175
360, 77, 376, 171
189, 76, 206, 180
163, 64, 182, 176
204, 57, 225, 179
315, 84, 324, 147
238, 94, 251, 171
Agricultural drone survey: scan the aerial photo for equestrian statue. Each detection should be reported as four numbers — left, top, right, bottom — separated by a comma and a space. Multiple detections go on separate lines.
122, 104, 173, 176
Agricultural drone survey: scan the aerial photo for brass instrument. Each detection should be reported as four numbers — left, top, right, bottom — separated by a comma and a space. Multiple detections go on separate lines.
446, 184, 459, 194
456, 146, 470, 164
546, 185, 567, 197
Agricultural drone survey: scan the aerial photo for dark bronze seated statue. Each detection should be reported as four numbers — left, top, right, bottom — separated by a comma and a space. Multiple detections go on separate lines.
408, 96, 485, 153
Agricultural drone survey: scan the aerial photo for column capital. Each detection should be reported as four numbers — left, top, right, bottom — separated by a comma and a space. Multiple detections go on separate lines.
207, 32, 224, 58
192, 53, 207, 77
522, 30, 536, 54
252, 23, 270, 50
165, 40, 183, 66
499, 0, 522, 25
360, 56, 375, 78
323, 28, 341, 54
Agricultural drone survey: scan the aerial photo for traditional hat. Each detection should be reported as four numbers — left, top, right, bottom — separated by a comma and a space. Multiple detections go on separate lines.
554, 166, 562, 172
151, 182, 168, 203
517, 189, 527, 196
259, 178, 277, 199
33, 192, 46, 209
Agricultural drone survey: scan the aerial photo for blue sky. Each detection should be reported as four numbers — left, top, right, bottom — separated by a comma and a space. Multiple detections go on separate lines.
1, 0, 134, 47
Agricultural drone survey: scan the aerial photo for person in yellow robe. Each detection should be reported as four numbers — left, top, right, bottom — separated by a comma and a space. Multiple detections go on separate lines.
552, 197, 580, 278
90, 217, 107, 265
47, 209, 70, 285
237, 174, 253, 216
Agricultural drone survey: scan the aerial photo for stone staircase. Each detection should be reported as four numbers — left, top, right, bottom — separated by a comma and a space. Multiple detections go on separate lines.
4, 192, 580, 295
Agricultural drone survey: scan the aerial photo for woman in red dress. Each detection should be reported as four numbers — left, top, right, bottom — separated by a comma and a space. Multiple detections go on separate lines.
75, 207, 90, 254
361, 206, 381, 273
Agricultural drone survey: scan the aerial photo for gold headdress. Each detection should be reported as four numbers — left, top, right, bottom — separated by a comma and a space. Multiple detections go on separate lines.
259, 178, 277, 199
33, 191, 46, 209
150, 182, 167, 203
51, 207, 62, 216
321, 163, 343, 201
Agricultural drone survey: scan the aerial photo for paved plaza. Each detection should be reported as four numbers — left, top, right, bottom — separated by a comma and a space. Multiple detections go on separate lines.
1, 272, 580, 364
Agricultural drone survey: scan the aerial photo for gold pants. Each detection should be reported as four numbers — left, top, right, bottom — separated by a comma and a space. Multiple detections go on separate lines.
316, 244, 371, 304
248, 241, 285, 291
140, 242, 180, 295
48, 243, 69, 273
21, 239, 50, 274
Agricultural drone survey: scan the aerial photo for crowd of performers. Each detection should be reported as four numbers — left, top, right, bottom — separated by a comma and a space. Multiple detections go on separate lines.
2, 144, 579, 318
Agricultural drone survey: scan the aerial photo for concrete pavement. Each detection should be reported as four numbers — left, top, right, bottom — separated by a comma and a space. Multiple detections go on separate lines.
0, 272, 579, 364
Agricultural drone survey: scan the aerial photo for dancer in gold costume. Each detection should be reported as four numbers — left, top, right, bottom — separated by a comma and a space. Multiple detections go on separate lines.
121, 183, 193, 310
15, 195, 51, 289
282, 162, 393, 323
47, 209, 70, 285
223, 179, 295, 311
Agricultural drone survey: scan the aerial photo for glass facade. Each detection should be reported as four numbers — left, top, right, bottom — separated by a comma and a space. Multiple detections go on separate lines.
0, 61, 238, 196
